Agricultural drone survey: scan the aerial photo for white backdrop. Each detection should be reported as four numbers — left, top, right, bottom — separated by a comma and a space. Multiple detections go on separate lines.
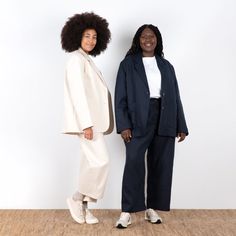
0, 0, 235, 209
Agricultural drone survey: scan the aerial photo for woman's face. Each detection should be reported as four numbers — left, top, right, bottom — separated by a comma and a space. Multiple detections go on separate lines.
81, 29, 97, 53
139, 27, 157, 56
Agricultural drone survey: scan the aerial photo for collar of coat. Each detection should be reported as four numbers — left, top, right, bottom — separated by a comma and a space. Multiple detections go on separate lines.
132, 52, 168, 90
78, 47, 92, 61
77, 48, 107, 86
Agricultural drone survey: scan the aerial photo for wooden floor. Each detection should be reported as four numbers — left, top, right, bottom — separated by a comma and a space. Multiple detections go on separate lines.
0, 210, 236, 236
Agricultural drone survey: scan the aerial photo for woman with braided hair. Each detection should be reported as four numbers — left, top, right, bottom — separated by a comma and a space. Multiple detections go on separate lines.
115, 24, 188, 228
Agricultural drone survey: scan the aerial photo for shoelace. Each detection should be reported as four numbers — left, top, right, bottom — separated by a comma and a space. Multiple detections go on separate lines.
78, 203, 84, 217
149, 209, 156, 215
120, 213, 130, 221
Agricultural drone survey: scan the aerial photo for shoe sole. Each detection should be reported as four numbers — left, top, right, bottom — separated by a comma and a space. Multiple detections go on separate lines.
116, 221, 131, 229
66, 198, 85, 224
116, 223, 126, 229
145, 216, 162, 224
86, 219, 99, 224
152, 219, 162, 224
145, 218, 162, 224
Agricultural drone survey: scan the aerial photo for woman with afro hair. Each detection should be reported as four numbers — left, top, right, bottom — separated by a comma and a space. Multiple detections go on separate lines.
115, 24, 188, 228
61, 12, 113, 225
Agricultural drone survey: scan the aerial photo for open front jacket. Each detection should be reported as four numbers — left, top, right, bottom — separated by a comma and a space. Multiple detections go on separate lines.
63, 48, 113, 135
115, 53, 188, 137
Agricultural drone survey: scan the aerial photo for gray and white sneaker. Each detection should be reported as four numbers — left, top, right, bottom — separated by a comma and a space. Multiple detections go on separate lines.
145, 208, 162, 224
116, 212, 131, 228
67, 197, 85, 224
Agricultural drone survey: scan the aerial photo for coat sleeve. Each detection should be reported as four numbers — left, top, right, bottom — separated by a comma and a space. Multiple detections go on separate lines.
66, 55, 93, 130
114, 61, 132, 133
171, 65, 189, 135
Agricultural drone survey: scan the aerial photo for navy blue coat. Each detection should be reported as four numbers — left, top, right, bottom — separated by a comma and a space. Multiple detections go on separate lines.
115, 53, 188, 137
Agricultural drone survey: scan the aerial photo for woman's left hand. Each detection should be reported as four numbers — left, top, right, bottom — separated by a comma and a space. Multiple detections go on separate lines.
177, 133, 186, 142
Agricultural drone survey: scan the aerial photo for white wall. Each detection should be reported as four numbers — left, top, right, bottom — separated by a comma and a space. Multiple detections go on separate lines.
0, 0, 235, 209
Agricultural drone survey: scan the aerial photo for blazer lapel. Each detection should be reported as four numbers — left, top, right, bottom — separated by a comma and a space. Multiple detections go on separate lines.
89, 59, 107, 85
133, 53, 149, 90
133, 52, 168, 94
78, 48, 107, 86
155, 55, 167, 92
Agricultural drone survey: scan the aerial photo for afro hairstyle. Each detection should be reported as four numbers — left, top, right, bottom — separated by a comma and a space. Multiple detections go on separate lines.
61, 12, 111, 56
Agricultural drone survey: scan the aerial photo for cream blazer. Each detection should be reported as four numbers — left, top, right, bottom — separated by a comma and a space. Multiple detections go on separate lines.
63, 48, 113, 135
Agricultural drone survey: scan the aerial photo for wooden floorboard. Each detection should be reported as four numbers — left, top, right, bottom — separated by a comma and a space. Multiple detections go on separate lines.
0, 210, 236, 236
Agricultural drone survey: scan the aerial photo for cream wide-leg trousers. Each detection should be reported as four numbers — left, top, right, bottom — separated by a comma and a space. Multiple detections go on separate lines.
73, 132, 109, 202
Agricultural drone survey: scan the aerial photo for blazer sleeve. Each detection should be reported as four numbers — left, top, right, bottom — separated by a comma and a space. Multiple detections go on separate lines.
66, 55, 93, 130
114, 61, 132, 133
171, 65, 189, 135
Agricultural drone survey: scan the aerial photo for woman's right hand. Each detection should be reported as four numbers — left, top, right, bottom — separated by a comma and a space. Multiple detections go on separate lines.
83, 127, 93, 140
121, 129, 132, 143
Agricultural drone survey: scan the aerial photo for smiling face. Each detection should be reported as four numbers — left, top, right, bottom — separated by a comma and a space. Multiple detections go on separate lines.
139, 27, 157, 57
81, 29, 97, 53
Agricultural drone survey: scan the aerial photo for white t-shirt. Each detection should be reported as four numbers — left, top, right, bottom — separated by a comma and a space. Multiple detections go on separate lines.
142, 56, 161, 98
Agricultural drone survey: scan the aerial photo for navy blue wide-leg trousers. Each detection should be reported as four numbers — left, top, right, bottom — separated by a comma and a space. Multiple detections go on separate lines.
122, 98, 175, 212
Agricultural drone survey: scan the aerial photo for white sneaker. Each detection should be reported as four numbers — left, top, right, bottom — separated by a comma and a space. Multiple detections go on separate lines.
85, 209, 99, 224
116, 212, 131, 228
145, 208, 162, 224
66, 197, 85, 224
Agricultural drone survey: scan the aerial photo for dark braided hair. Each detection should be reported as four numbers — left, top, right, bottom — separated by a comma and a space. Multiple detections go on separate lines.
126, 24, 164, 57
61, 12, 111, 56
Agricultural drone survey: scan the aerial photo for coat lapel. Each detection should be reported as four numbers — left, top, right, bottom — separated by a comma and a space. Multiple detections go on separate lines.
133, 53, 149, 90
78, 48, 107, 86
133, 52, 168, 94
155, 55, 167, 93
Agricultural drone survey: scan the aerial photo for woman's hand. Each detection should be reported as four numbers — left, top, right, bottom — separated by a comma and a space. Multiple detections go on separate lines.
121, 129, 132, 143
83, 127, 93, 140
177, 132, 186, 142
